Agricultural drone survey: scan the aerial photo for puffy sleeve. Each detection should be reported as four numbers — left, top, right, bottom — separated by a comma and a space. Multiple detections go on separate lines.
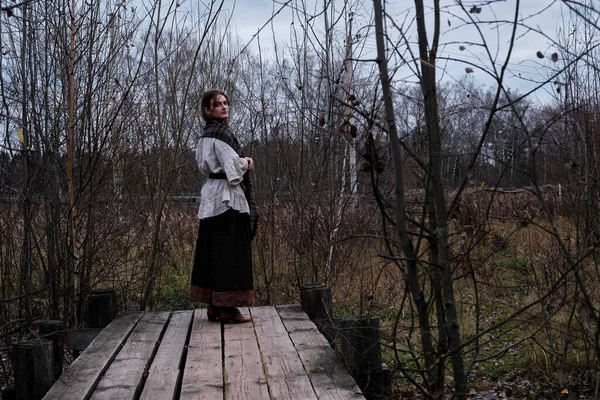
213, 140, 248, 185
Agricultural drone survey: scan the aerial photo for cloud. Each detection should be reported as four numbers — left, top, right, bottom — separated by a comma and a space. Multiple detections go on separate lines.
210, 0, 568, 102
228, 0, 294, 53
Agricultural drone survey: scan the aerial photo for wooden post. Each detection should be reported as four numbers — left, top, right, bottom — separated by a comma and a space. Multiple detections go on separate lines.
300, 283, 332, 320
301, 283, 336, 344
86, 289, 116, 328
300, 284, 391, 397
12, 339, 55, 400
377, 363, 393, 397
72, 289, 116, 359
34, 320, 64, 379
337, 317, 381, 377
337, 317, 390, 399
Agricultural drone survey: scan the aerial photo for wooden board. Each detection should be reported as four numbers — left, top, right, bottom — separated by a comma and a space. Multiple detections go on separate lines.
43, 312, 143, 400
90, 311, 171, 400
276, 305, 365, 400
223, 307, 269, 399
68, 328, 103, 351
139, 310, 193, 400
180, 310, 223, 399
251, 306, 317, 400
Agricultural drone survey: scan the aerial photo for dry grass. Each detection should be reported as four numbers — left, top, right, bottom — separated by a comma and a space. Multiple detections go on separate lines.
2, 187, 599, 396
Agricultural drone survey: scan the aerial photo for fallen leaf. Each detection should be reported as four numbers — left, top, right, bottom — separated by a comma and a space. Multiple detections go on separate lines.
459, 45, 466, 51
465, 67, 474, 73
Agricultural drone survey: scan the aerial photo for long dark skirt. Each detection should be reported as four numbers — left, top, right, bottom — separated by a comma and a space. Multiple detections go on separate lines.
190, 208, 254, 307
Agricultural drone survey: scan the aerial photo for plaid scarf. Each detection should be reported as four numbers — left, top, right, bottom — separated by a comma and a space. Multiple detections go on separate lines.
202, 118, 259, 240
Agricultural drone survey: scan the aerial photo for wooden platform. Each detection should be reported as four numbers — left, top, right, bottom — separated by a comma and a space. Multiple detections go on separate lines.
43, 305, 365, 400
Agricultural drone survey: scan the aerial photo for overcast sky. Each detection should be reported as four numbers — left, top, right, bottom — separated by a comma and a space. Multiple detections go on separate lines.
181, 0, 575, 104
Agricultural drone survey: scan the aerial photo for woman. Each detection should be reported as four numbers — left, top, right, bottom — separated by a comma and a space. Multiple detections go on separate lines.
190, 90, 258, 323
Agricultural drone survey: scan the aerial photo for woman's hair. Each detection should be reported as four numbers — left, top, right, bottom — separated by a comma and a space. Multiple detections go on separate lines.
201, 90, 230, 124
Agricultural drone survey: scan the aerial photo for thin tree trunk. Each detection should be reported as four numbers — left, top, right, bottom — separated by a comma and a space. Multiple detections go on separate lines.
65, 0, 78, 326
413, 0, 467, 397
372, 0, 438, 391
19, 1, 32, 319
426, 187, 447, 396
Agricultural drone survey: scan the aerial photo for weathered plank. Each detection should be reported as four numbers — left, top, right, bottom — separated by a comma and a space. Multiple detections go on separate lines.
43, 312, 143, 400
140, 310, 193, 400
90, 311, 171, 400
224, 307, 269, 400
180, 310, 223, 399
276, 305, 365, 400
68, 328, 103, 351
251, 306, 317, 400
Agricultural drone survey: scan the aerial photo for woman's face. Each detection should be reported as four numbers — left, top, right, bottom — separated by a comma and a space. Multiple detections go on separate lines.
205, 94, 229, 120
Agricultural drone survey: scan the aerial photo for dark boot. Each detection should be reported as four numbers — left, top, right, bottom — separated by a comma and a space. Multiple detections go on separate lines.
207, 304, 220, 322
219, 307, 251, 323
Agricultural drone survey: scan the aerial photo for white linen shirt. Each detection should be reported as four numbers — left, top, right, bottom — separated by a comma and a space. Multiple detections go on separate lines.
196, 137, 250, 219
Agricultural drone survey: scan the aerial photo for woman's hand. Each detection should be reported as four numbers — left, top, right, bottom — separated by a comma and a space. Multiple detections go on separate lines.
245, 157, 254, 171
